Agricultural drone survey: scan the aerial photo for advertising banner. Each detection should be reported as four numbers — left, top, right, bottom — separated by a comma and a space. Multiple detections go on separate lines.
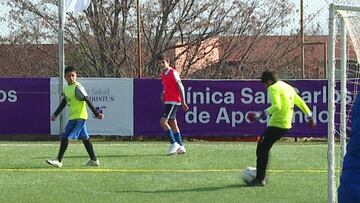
134, 79, 355, 137
50, 78, 133, 136
0, 78, 50, 134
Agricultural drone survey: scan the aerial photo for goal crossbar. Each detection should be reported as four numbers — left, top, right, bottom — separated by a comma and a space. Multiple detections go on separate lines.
333, 3, 360, 12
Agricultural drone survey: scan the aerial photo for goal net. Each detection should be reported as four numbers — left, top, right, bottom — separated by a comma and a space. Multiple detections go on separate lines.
328, 1, 360, 202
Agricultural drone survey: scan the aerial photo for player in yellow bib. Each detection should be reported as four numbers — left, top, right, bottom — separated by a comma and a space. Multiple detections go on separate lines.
46, 66, 104, 168
245, 70, 315, 186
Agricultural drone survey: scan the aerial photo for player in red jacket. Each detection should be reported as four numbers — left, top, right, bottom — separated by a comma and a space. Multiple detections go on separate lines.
158, 54, 189, 155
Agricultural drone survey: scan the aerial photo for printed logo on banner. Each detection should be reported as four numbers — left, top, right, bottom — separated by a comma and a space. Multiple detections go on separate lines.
133, 79, 360, 137
183, 83, 356, 127
0, 90, 17, 102
87, 88, 112, 118
0, 78, 50, 134
50, 78, 134, 136
88, 88, 115, 103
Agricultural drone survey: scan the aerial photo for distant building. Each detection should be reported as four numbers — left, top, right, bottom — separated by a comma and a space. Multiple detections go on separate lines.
174, 35, 338, 79
0, 36, 356, 79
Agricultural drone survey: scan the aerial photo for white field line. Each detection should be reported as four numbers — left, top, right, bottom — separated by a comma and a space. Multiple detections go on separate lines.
0, 168, 337, 173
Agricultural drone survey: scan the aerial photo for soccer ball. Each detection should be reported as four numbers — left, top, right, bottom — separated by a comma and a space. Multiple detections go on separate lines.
243, 166, 256, 184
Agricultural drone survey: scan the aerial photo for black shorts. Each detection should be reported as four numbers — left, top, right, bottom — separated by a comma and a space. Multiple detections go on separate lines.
162, 104, 180, 120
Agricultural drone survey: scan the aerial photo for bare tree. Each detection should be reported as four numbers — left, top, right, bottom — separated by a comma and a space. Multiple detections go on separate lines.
141, 0, 296, 78
1, 0, 136, 77
0, 0, 322, 79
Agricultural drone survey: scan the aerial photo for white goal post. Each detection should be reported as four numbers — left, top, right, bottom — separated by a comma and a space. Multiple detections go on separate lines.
328, 2, 360, 203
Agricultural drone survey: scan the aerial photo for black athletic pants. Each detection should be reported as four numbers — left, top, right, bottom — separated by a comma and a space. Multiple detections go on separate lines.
256, 127, 289, 181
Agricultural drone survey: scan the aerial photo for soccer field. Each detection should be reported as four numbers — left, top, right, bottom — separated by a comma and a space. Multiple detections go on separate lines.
0, 141, 339, 203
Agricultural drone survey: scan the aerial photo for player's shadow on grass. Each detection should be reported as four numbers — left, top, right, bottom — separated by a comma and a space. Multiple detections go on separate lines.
116, 184, 246, 194
32, 154, 166, 159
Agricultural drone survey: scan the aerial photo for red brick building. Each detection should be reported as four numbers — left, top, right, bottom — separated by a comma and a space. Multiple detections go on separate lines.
0, 35, 356, 79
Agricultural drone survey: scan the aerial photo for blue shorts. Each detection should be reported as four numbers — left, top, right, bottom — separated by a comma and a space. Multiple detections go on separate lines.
62, 119, 89, 140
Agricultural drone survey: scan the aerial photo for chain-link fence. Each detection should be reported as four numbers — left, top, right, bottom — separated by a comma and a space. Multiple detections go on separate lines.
294, 0, 329, 79
0, 1, 59, 77
0, 0, 337, 79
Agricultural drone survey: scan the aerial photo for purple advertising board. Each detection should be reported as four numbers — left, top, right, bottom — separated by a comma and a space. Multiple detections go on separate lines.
0, 78, 50, 134
134, 79, 354, 137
